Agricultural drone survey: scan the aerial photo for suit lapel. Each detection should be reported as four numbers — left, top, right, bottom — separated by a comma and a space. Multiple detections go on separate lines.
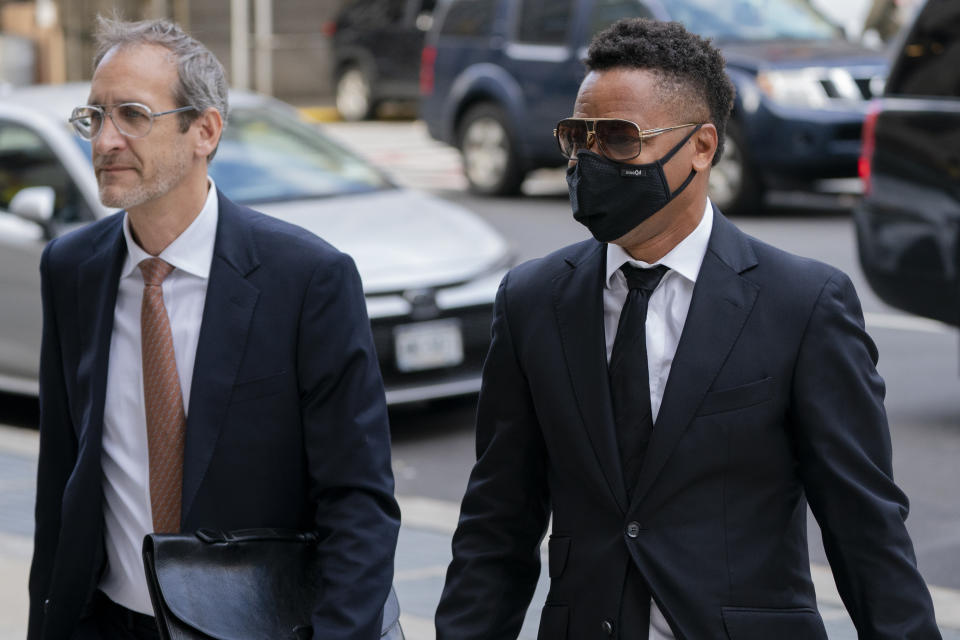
181, 193, 260, 522
76, 215, 126, 446
631, 212, 759, 506
552, 240, 629, 513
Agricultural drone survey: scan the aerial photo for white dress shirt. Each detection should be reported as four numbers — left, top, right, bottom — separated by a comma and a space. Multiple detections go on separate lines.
99, 180, 219, 614
602, 199, 713, 639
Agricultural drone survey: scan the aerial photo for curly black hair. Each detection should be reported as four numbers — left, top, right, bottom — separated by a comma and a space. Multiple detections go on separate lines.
585, 19, 735, 165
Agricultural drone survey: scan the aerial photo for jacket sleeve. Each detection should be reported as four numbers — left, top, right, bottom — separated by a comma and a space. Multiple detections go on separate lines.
790, 271, 941, 638
28, 240, 79, 640
435, 273, 551, 640
296, 251, 400, 640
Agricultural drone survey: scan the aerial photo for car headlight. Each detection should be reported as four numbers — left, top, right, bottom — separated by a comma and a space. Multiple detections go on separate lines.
756, 67, 863, 109
756, 68, 827, 108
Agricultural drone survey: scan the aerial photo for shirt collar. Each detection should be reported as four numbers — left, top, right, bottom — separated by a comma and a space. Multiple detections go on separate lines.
605, 198, 714, 289
121, 178, 219, 280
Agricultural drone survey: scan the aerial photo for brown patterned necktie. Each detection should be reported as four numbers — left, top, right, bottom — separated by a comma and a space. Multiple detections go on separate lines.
139, 257, 185, 534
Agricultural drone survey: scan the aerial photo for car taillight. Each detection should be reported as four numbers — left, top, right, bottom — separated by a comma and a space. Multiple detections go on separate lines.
321, 21, 336, 37
859, 100, 881, 195
420, 45, 437, 96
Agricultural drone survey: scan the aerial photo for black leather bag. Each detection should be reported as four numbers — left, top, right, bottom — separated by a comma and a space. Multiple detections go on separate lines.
142, 528, 404, 640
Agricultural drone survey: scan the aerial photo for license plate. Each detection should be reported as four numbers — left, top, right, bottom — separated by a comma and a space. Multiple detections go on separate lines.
394, 320, 464, 372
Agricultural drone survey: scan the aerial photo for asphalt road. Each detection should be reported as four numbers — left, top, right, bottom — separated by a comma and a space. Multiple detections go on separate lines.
1, 119, 958, 636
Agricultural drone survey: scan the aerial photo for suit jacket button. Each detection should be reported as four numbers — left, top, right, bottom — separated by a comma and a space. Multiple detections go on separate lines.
602, 619, 615, 635
626, 521, 641, 538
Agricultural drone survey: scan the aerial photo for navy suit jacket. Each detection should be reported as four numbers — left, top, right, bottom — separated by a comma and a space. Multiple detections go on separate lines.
28, 191, 400, 640
436, 209, 940, 639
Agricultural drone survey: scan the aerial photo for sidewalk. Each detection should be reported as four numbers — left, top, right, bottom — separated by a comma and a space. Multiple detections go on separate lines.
2, 426, 959, 639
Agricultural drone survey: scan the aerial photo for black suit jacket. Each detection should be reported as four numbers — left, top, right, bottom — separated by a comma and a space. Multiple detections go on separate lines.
436, 210, 940, 639
28, 191, 400, 640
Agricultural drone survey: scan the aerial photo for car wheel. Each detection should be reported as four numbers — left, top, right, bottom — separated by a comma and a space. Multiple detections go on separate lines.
336, 66, 375, 121
458, 103, 525, 196
709, 120, 764, 215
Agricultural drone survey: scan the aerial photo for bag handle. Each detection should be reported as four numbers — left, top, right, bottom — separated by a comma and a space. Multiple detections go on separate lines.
195, 528, 318, 544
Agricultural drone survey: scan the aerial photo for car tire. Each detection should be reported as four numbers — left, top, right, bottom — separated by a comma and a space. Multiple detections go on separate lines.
336, 65, 375, 121
458, 103, 525, 196
709, 119, 764, 215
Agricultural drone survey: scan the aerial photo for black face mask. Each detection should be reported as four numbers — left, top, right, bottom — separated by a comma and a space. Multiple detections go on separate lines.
566, 124, 702, 243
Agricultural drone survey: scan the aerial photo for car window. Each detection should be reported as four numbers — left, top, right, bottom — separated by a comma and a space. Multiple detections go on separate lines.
0, 121, 93, 224
439, 0, 496, 37
591, 0, 840, 42
517, 0, 574, 45
885, 0, 960, 97
590, 0, 656, 37
665, 0, 840, 41
208, 107, 392, 204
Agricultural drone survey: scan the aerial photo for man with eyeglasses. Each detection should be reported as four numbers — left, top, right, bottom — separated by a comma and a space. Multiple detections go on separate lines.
436, 18, 940, 640
28, 16, 399, 640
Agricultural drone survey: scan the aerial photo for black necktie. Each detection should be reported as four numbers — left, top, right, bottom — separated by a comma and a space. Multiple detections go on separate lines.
610, 263, 669, 501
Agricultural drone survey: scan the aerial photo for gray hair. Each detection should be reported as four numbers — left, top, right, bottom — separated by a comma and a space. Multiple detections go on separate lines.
93, 16, 228, 160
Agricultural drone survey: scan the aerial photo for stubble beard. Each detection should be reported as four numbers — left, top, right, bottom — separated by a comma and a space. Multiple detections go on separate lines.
98, 144, 192, 210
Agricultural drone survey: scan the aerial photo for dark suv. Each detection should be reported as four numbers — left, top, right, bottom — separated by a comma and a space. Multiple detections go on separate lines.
854, 0, 960, 329
330, 0, 437, 120
420, 0, 886, 215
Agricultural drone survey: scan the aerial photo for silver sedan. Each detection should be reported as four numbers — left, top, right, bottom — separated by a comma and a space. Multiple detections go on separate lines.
0, 84, 510, 404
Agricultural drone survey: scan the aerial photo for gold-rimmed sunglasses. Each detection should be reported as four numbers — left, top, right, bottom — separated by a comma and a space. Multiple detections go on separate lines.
69, 102, 198, 141
554, 118, 699, 161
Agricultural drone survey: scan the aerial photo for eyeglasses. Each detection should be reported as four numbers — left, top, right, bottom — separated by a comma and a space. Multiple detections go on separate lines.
69, 102, 198, 140
554, 118, 699, 161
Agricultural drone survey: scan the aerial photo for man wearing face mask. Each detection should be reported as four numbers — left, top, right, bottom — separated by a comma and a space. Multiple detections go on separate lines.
435, 18, 940, 640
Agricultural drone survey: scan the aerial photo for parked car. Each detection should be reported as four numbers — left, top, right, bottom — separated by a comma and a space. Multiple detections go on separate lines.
854, 0, 960, 329
420, 0, 887, 214
0, 83, 509, 404
329, 0, 437, 120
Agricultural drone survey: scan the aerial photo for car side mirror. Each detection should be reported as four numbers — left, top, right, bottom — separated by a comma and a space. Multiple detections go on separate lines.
10, 186, 55, 229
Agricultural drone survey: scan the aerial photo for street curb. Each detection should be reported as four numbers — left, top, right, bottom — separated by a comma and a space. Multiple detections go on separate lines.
398, 495, 460, 534
395, 495, 960, 630
298, 106, 341, 123
863, 311, 955, 334
0, 424, 38, 457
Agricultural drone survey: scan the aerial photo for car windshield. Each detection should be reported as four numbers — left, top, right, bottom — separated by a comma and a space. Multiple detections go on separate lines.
74, 104, 392, 204
667, 0, 841, 41
592, 0, 841, 42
